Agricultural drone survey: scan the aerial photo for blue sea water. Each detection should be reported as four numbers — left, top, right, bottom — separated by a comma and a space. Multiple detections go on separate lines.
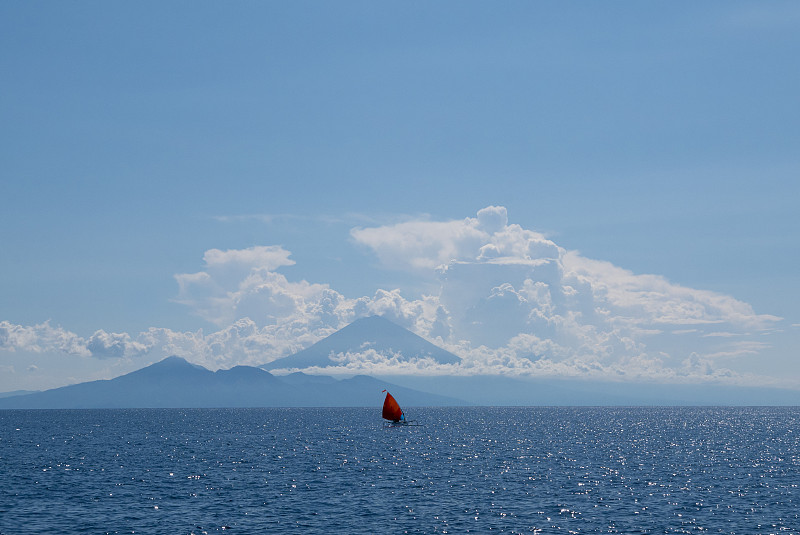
1, 407, 799, 534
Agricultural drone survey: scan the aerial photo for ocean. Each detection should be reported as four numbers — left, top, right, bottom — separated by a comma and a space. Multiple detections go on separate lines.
1, 407, 798, 534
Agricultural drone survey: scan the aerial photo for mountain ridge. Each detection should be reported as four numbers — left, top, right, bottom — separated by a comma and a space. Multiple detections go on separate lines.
0, 356, 464, 409
3, 356, 799, 407
5, 316, 800, 407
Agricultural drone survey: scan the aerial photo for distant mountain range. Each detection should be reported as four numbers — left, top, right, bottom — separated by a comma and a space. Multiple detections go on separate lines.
2, 316, 799, 408
262, 315, 460, 370
0, 356, 463, 409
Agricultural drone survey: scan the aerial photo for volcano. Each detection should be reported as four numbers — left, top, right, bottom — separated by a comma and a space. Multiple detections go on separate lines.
261, 315, 460, 371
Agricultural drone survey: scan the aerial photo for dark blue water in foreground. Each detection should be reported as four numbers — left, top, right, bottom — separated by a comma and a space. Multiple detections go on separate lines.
1, 407, 799, 534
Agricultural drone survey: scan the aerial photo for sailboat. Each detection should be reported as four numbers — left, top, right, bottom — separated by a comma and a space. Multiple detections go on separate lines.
382, 389, 419, 426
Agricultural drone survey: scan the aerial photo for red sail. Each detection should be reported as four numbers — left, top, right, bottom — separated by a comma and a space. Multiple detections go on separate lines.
382, 391, 403, 421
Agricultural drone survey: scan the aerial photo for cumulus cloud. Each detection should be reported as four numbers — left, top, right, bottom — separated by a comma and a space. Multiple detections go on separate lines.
0, 322, 156, 361
1, 207, 786, 385
173, 245, 347, 330
0, 319, 312, 370
350, 206, 782, 382
351, 215, 487, 270
86, 331, 149, 359
0, 321, 90, 357
163, 206, 781, 383
351, 205, 560, 271
174, 245, 306, 326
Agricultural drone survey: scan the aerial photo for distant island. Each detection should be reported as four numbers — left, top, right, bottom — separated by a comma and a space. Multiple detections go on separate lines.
2, 316, 799, 408
0, 356, 464, 409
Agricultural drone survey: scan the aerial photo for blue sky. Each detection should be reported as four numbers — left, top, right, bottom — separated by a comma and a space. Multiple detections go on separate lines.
1, 1, 799, 391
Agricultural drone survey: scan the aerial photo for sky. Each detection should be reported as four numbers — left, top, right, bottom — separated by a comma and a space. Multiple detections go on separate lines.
1, 1, 799, 392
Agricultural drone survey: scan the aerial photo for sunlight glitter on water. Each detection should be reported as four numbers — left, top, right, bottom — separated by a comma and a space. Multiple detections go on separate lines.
1, 407, 800, 534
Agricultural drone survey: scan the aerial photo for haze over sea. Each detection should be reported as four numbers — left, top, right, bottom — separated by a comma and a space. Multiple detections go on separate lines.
2, 407, 798, 534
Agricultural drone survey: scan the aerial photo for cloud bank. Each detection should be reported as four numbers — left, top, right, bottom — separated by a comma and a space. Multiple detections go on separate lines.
1, 207, 784, 385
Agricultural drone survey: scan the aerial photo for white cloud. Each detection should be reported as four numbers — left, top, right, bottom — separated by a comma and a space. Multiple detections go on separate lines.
351, 216, 487, 270
86, 331, 149, 359
351, 206, 782, 382
166, 206, 782, 383
351, 205, 560, 272
0, 321, 90, 357
203, 245, 295, 271
174, 245, 325, 326
1, 207, 787, 386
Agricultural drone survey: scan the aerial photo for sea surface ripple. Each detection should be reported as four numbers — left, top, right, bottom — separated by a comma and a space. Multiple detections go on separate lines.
1, 407, 799, 534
